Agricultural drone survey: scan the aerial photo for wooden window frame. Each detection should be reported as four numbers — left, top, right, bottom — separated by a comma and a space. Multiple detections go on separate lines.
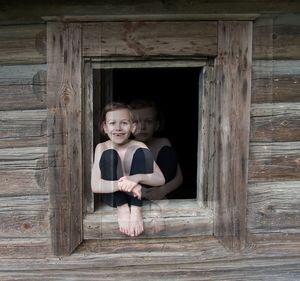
47, 19, 252, 256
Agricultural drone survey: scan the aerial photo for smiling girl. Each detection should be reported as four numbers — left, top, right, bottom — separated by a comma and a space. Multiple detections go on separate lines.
91, 102, 165, 237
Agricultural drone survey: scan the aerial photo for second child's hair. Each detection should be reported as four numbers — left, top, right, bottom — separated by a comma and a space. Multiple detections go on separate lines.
99, 102, 134, 136
129, 99, 165, 132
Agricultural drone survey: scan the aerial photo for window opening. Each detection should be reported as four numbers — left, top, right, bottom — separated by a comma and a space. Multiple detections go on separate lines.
92, 67, 201, 210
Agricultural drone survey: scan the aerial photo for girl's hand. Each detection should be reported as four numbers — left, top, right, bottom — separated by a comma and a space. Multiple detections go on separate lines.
132, 184, 142, 200
118, 176, 138, 192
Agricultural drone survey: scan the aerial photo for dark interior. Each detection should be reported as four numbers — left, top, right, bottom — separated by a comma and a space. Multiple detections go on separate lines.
93, 67, 201, 199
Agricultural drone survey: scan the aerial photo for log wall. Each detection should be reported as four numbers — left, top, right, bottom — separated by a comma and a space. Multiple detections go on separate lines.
0, 7, 299, 276
248, 14, 300, 241
0, 33, 50, 256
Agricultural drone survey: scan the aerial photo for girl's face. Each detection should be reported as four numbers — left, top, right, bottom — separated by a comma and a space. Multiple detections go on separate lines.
132, 107, 159, 142
103, 109, 136, 145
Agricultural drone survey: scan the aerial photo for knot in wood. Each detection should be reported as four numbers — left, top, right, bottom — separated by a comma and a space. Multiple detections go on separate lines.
61, 85, 73, 105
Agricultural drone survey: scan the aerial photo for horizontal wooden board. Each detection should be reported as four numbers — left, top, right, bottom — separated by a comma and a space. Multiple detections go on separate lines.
0, 238, 50, 258
247, 181, 300, 234
252, 60, 300, 103
0, 110, 47, 148
1, 1, 300, 24
253, 14, 300, 59
82, 21, 217, 58
0, 24, 46, 64
248, 142, 300, 182
0, 64, 47, 110
0, 195, 49, 238
84, 200, 213, 239
0, 236, 300, 280
250, 103, 300, 142
0, 147, 48, 195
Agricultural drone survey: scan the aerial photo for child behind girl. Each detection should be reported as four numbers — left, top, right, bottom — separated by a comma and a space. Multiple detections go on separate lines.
130, 99, 183, 200
91, 102, 165, 237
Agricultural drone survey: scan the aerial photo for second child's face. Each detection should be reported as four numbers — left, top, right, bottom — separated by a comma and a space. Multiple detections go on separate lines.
103, 109, 136, 145
132, 107, 158, 142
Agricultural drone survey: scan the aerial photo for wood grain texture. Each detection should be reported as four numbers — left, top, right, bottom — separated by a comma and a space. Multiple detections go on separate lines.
0, 109, 47, 148
250, 103, 300, 142
253, 14, 300, 60
0, 24, 46, 64
248, 181, 300, 234
0, 195, 49, 238
0, 147, 48, 196
84, 200, 213, 239
82, 21, 217, 58
214, 21, 252, 250
0, 236, 299, 280
0, 65, 47, 111
249, 142, 300, 182
1, 1, 300, 24
252, 60, 300, 103
47, 22, 83, 256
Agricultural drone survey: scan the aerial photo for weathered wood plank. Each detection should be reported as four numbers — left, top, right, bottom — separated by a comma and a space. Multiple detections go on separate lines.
83, 62, 94, 214
0, 236, 300, 280
1, 1, 300, 24
0, 147, 48, 195
249, 142, 300, 182
250, 103, 300, 142
248, 181, 300, 234
0, 24, 46, 64
252, 60, 300, 103
253, 17, 273, 60
84, 200, 213, 239
214, 21, 252, 250
0, 238, 50, 259
197, 67, 211, 204
253, 14, 300, 59
82, 21, 217, 58
0, 110, 47, 148
0, 64, 47, 110
47, 22, 83, 256
0, 195, 49, 238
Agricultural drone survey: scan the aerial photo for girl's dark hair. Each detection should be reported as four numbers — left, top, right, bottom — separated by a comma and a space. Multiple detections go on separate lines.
129, 99, 165, 132
99, 102, 134, 136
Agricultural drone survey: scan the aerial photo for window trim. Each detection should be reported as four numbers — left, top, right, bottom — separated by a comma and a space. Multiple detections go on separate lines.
47, 20, 252, 256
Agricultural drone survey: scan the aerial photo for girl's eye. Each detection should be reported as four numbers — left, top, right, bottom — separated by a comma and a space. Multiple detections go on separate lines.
108, 122, 115, 125
121, 121, 129, 125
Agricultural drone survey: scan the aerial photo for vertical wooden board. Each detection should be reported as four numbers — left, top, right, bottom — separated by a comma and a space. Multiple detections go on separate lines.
197, 66, 215, 207
47, 22, 83, 256
83, 62, 94, 214
214, 21, 252, 250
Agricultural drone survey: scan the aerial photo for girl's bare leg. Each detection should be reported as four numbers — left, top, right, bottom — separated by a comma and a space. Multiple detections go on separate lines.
130, 206, 144, 237
117, 204, 131, 236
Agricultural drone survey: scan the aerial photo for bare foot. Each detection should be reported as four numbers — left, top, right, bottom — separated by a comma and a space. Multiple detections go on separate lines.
130, 206, 144, 237
117, 204, 130, 236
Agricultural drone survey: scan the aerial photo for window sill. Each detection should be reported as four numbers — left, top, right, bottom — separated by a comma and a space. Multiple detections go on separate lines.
83, 199, 213, 239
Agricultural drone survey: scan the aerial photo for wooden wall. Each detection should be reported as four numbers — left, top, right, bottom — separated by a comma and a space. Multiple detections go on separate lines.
248, 14, 300, 241
0, 24, 51, 257
0, 11, 299, 259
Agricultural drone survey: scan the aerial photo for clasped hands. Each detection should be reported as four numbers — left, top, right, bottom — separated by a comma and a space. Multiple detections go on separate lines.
118, 176, 142, 200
